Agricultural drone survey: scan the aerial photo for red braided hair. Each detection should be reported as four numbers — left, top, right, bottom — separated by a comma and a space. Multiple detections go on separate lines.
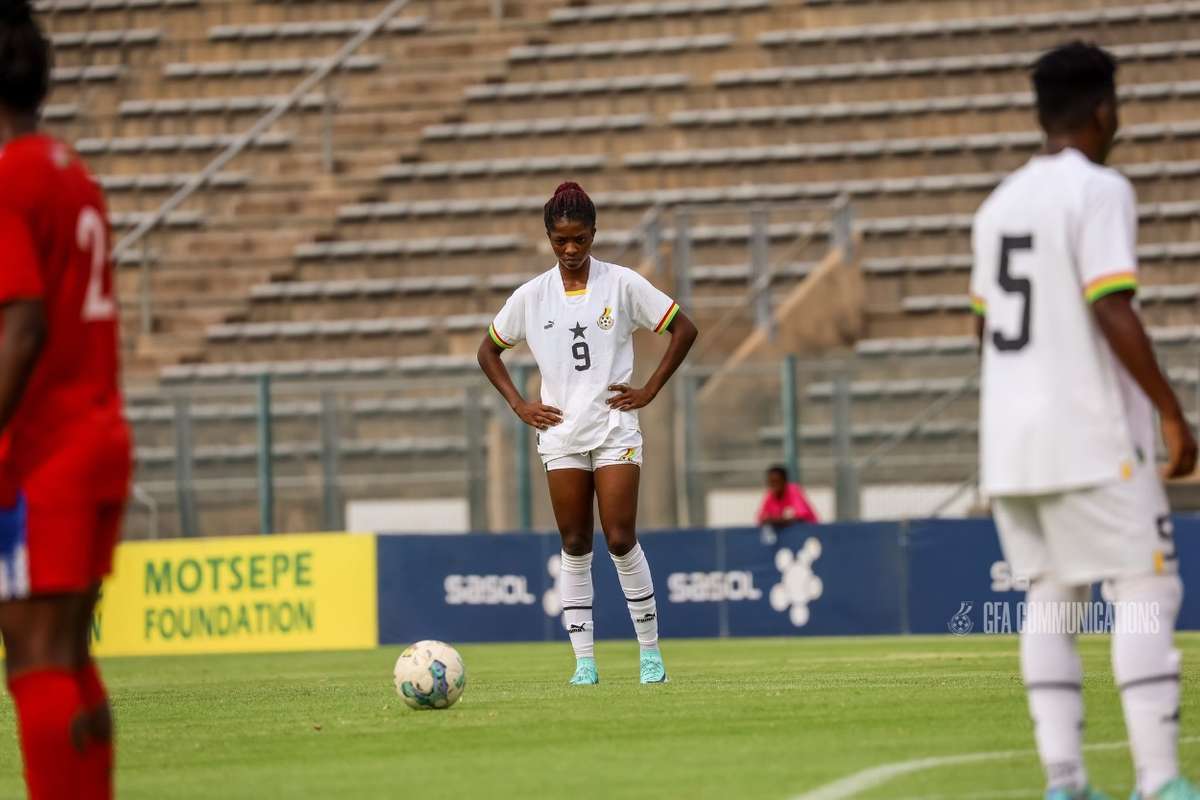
543, 182, 596, 231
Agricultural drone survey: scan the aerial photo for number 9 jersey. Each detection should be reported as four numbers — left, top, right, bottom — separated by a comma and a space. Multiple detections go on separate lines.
0, 134, 131, 598
488, 258, 679, 457
970, 147, 1154, 497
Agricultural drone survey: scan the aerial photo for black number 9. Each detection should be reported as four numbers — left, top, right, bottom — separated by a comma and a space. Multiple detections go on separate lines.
572, 341, 591, 372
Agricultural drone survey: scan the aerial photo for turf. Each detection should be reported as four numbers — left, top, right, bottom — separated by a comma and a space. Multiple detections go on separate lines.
0, 634, 1197, 799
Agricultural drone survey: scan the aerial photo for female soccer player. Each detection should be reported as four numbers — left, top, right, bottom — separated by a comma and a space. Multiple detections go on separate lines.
0, 3, 132, 797
478, 182, 698, 685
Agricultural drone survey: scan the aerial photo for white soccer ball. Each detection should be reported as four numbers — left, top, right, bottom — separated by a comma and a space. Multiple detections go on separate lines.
393, 640, 466, 710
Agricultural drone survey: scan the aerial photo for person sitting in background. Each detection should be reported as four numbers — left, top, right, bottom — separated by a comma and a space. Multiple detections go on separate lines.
756, 466, 818, 543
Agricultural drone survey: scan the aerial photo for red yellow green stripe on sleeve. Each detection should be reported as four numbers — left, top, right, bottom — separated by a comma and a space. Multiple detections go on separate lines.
1085, 272, 1138, 303
654, 302, 681, 334
488, 323, 514, 350
970, 295, 987, 316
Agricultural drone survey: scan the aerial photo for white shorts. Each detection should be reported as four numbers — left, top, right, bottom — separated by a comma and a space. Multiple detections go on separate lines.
992, 459, 1175, 587
542, 427, 643, 472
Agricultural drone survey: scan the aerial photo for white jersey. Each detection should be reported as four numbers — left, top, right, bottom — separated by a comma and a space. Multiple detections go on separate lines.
971, 147, 1155, 496
488, 258, 680, 456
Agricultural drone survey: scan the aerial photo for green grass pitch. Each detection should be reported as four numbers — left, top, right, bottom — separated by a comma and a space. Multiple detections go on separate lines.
0, 634, 1196, 799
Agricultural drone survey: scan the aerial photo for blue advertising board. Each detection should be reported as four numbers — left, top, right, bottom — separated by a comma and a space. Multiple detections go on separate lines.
376, 517, 1200, 644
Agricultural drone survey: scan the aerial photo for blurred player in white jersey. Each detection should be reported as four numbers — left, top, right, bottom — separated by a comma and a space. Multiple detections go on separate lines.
478, 183, 698, 685
972, 42, 1198, 800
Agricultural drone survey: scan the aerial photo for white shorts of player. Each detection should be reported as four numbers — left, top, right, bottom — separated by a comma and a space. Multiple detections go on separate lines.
992, 458, 1174, 587
542, 427, 643, 472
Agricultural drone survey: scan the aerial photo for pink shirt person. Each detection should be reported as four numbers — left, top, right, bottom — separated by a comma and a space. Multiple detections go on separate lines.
757, 466, 819, 526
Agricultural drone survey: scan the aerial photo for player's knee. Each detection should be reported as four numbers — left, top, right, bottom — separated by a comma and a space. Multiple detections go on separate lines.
605, 530, 637, 557
1108, 572, 1183, 620
560, 530, 593, 557
1, 623, 75, 674
1104, 573, 1180, 609
1109, 573, 1183, 684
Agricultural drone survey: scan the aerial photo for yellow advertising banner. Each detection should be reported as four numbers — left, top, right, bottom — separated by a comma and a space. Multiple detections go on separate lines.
89, 533, 378, 657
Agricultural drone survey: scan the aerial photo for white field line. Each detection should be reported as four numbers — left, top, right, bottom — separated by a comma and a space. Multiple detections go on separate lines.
791, 735, 1200, 800
890, 791, 1036, 800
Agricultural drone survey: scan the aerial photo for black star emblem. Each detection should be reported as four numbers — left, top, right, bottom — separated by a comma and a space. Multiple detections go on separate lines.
570, 322, 587, 340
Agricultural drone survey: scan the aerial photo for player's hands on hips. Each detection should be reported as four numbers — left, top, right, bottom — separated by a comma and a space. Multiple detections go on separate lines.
606, 384, 655, 411
514, 400, 562, 431
1161, 411, 1198, 479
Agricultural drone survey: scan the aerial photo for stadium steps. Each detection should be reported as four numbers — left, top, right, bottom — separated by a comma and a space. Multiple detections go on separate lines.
37, 0, 1200, 514
36, 0, 557, 382
327, 157, 1200, 238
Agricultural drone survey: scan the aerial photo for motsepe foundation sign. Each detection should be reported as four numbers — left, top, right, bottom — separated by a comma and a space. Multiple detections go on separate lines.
91, 533, 377, 656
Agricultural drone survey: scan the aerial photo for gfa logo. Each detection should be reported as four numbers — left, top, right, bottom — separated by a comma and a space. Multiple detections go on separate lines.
948, 602, 974, 636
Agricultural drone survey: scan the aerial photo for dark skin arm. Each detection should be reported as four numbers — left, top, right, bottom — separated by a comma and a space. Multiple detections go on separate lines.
1091, 291, 1197, 478
607, 310, 699, 411
477, 337, 563, 431
0, 300, 46, 433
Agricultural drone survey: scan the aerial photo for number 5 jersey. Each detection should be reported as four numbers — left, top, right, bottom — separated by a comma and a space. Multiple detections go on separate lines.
970, 147, 1155, 497
488, 258, 680, 457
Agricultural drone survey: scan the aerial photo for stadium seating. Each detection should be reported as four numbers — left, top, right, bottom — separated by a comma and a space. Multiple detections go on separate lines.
207, 17, 426, 42
36, 0, 195, 12
758, 4, 1200, 50
37, 0, 1200, 533
548, 0, 770, 24
51, 27, 160, 48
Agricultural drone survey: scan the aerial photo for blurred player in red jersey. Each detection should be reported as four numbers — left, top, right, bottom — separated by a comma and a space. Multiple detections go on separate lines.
0, 2, 132, 798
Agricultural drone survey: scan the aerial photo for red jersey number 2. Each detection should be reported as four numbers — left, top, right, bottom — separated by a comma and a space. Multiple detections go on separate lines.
77, 207, 116, 322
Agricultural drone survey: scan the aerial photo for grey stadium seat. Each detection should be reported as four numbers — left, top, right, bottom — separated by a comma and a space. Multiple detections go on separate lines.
52, 28, 160, 48
208, 16, 424, 41
163, 56, 382, 80
549, 0, 768, 24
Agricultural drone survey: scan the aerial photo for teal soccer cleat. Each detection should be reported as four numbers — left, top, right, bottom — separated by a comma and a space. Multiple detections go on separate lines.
1046, 788, 1112, 800
569, 657, 599, 685
640, 649, 668, 684
1131, 778, 1200, 800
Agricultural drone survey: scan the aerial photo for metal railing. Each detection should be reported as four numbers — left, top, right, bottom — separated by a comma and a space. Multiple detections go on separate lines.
125, 341, 1200, 539
604, 198, 855, 348
127, 370, 494, 539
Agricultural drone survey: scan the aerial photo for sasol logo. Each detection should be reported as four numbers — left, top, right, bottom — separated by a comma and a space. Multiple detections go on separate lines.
990, 560, 1030, 593
444, 575, 536, 606
543, 555, 562, 617
667, 571, 764, 603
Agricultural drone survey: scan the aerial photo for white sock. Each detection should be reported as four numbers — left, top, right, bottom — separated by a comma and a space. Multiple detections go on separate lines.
1022, 580, 1090, 793
610, 542, 658, 652
1111, 573, 1183, 797
559, 550, 594, 660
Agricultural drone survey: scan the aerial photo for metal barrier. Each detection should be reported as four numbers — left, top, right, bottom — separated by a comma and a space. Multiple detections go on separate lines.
125, 343, 1200, 539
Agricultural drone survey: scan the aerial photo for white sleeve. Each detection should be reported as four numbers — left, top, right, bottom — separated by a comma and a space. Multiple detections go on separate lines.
1079, 174, 1138, 303
624, 270, 679, 334
488, 288, 526, 350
